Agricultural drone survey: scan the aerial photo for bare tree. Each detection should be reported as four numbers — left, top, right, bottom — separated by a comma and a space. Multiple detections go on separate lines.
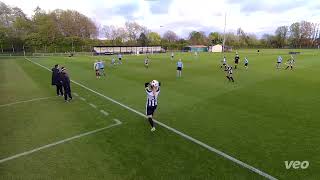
163, 30, 178, 42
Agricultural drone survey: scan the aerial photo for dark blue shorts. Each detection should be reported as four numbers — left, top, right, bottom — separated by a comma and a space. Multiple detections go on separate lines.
177, 67, 182, 71
146, 105, 157, 116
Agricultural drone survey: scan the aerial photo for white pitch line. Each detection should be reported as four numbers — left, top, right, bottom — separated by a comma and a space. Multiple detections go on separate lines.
113, 119, 122, 125
0, 96, 55, 108
100, 110, 109, 116
89, 103, 97, 109
79, 97, 86, 101
0, 120, 122, 164
25, 57, 277, 180
73, 92, 79, 97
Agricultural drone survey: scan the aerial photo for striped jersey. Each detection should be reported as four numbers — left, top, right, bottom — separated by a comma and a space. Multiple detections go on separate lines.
288, 59, 295, 65
146, 87, 160, 107
145, 58, 149, 64
227, 66, 233, 74
244, 58, 248, 64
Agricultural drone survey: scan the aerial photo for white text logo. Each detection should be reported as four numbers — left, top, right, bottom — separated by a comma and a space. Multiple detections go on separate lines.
285, 161, 309, 169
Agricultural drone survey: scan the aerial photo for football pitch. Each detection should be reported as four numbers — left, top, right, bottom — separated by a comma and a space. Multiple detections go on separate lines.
1, 49, 320, 179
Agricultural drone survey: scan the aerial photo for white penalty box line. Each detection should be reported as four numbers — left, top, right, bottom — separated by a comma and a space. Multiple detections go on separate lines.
0, 96, 56, 108
0, 119, 122, 164
25, 57, 277, 180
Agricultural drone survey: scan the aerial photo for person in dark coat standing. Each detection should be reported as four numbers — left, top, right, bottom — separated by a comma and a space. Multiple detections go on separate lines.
60, 67, 72, 102
51, 64, 63, 96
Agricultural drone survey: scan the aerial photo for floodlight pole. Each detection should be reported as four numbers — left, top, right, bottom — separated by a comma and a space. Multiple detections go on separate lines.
222, 13, 226, 54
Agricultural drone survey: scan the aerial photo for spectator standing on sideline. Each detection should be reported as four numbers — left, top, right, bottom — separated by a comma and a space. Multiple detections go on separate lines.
60, 67, 72, 102
51, 64, 63, 96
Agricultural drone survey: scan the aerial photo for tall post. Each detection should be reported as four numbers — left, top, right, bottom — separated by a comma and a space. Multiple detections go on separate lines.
72, 39, 74, 52
222, 13, 227, 53
1, 44, 3, 53
23, 44, 25, 57
12, 44, 15, 53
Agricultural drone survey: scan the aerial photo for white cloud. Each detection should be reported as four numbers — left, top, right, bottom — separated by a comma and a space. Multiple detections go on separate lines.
2, 0, 320, 38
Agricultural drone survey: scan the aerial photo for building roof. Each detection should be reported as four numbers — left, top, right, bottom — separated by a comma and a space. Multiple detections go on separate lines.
185, 45, 208, 48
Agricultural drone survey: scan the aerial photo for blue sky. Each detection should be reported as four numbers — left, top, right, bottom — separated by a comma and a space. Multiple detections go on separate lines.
3, 0, 320, 38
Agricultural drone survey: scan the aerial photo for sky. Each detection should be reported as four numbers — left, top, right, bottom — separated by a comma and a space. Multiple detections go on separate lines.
2, 0, 320, 38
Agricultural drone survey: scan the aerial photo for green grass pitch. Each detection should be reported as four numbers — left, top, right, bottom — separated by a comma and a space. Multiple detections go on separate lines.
0, 49, 320, 179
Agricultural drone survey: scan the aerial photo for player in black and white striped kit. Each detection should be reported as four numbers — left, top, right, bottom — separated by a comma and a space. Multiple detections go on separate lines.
226, 65, 234, 82
145, 80, 161, 132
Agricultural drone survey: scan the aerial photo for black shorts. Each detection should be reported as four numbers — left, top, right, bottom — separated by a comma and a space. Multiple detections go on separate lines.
235, 61, 239, 64
119, 58, 122, 60
245, 63, 248, 66
177, 67, 182, 71
277, 62, 281, 64
146, 105, 157, 116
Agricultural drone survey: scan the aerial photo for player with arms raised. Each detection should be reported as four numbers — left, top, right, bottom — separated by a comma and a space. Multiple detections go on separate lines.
144, 80, 161, 132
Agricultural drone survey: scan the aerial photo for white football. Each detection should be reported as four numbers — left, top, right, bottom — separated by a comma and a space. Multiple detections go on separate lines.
151, 80, 159, 87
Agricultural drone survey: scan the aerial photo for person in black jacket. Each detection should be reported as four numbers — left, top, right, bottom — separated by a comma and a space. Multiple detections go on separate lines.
51, 64, 63, 96
234, 54, 240, 69
60, 67, 72, 102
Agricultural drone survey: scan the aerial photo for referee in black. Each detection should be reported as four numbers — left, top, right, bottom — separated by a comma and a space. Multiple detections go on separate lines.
51, 64, 63, 96
234, 54, 240, 69
61, 67, 72, 102
145, 80, 161, 132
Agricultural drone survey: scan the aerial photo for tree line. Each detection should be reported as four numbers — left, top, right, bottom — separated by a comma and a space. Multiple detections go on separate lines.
0, 1, 319, 53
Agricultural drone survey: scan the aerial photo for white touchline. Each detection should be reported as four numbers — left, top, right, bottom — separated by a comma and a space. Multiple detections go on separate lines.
25, 58, 277, 180
89, 103, 97, 109
73, 92, 79, 97
100, 110, 109, 116
80, 97, 86, 101
0, 96, 55, 108
0, 119, 122, 164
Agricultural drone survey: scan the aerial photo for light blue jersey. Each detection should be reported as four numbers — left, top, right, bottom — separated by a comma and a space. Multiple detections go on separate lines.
98, 61, 104, 69
177, 61, 183, 68
99, 61, 104, 69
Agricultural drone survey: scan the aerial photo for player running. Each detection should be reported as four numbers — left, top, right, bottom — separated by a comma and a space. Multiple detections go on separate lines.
144, 56, 149, 69
98, 60, 105, 76
276, 56, 282, 69
93, 60, 100, 78
244, 57, 249, 69
171, 52, 174, 60
285, 56, 295, 70
176, 59, 183, 77
111, 57, 116, 67
117, 53, 122, 64
226, 65, 234, 82
145, 80, 161, 132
